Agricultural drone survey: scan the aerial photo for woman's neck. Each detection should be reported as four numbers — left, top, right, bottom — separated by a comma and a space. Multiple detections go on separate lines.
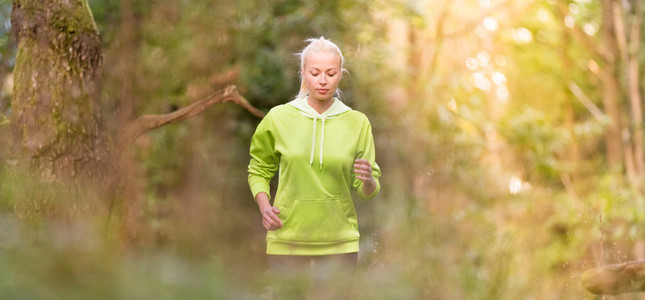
307, 97, 334, 114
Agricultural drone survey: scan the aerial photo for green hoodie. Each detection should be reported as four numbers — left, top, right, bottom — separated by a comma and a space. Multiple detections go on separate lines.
248, 97, 381, 255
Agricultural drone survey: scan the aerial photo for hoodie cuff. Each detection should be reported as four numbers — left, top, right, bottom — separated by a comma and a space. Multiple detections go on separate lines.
357, 180, 380, 200
250, 181, 271, 201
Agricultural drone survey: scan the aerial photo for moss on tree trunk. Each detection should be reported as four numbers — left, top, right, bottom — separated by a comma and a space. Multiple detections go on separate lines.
10, 0, 107, 180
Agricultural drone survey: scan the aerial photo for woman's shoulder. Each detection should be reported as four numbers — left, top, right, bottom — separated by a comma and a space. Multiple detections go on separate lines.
340, 109, 371, 124
267, 103, 298, 116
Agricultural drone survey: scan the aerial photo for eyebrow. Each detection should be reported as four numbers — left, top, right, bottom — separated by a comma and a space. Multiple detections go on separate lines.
309, 67, 338, 72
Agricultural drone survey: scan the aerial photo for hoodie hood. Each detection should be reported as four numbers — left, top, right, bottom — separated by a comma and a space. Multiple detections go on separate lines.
287, 96, 352, 118
287, 97, 352, 168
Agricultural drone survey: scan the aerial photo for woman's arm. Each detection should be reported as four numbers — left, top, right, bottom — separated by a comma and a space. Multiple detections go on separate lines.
354, 158, 377, 195
256, 192, 283, 231
353, 118, 381, 199
248, 112, 282, 230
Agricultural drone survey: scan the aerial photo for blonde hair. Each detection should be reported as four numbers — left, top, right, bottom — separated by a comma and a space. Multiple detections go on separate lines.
295, 37, 347, 99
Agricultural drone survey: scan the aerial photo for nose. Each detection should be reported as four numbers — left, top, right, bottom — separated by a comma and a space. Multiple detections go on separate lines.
319, 74, 327, 85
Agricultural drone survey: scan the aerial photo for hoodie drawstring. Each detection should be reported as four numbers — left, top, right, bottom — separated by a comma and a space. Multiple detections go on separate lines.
310, 116, 317, 167
308, 116, 327, 169
320, 118, 325, 169
289, 97, 351, 169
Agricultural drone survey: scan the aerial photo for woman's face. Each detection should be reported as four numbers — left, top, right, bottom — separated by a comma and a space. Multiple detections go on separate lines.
303, 51, 342, 102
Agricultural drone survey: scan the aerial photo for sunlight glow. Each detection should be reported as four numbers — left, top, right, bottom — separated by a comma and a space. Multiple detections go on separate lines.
588, 59, 599, 73
494, 55, 507, 67
476, 51, 490, 67
483, 17, 498, 31
568, 3, 580, 14
479, 0, 491, 8
491, 72, 507, 86
448, 98, 457, 111
509, 176, 531, 195
475, 26, 487, 39
473, 72, 491, 91
583, 22, 598, 36
511, 27, 532, 44
496, 86, 510, 102
537, 9, 550, 22
509, 177, 522, 194
564, 16, 575, 28
466, 57, 479, 70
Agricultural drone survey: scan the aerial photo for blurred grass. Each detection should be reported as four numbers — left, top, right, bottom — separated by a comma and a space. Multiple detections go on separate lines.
0, 157, 628, 299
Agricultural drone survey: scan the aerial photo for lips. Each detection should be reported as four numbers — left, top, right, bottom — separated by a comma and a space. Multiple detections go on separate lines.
316, 89, 329, 94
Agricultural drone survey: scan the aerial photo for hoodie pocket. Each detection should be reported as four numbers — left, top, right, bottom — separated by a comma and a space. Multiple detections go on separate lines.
277, 197, 357, 243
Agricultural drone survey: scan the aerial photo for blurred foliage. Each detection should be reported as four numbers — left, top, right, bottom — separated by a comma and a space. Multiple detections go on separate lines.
1, 0, 645, 298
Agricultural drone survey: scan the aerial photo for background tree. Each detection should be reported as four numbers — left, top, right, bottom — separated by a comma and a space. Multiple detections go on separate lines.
10, 0, 106, 180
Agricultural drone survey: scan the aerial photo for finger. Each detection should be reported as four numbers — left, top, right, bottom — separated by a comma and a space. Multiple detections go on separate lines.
264, 217, 282, 230
353, 164, 369, 170
354, 169, 372, 178
266, 211, 283, 226
353, 163, 371, 171
272, 217, 283, 227
269, 221, 282, 230
354, 158, 369, 164
354, 166, 371, 173
272, 207, 281, 214
265, 222, 280, 231
353, 161, 370, 167
264, 213, 280, 226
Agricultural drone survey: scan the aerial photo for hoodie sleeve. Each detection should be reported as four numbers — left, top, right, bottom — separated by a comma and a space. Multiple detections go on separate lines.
248, 113, 280, 201
353, 118, 381, 200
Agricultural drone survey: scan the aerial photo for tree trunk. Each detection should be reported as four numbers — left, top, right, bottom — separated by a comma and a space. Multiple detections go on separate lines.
10, 0, 107, 181
625, 1, 644, 181
599, 0, 624, 169
556, 2, 580, 195
113, 0, 142, 125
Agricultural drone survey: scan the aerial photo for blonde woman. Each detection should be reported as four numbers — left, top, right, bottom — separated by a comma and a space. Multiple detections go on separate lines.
248, 37, 380, 298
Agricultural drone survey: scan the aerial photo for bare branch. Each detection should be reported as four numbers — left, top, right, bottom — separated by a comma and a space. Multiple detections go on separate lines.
568, 82, 606, 122
582, 260, 645, 295
118, 85, 264, 147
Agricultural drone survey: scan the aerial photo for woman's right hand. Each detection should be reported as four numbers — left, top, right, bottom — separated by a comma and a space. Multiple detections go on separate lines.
256, 192, 283, 231
261, 206, 283, 231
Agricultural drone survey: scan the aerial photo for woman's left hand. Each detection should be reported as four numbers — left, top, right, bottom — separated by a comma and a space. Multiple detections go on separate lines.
353, 159, 373, 182
354, 159, 377, 195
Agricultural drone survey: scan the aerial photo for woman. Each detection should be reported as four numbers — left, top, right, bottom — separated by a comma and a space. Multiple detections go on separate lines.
248, 36, 380, 298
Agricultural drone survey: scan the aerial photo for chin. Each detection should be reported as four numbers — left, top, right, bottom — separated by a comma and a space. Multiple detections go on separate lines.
314, 95, 333, 101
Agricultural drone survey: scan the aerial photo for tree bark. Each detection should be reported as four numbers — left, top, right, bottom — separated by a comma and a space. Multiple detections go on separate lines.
10, 0, 107, 181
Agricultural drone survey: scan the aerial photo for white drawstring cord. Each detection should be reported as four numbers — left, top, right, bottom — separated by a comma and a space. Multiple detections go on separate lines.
320, 117, 325, 169
309, 116, 317, 167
